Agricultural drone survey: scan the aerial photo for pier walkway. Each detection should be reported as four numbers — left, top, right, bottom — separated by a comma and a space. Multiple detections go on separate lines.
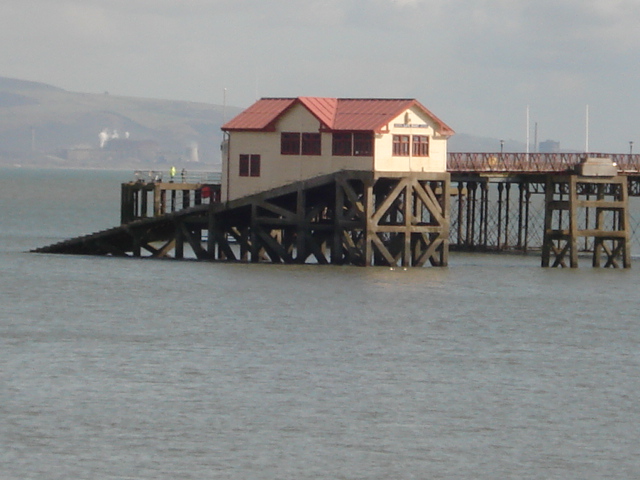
448, 152, 640, 176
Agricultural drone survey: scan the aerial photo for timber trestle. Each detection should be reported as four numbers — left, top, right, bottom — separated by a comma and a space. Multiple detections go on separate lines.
34, 171, 451, 268
541, 175, 630, 268
450, 173, 633, 268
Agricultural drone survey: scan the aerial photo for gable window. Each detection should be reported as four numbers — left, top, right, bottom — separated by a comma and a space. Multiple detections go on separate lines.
412, 135, 429, 156
281, 133, 300, 155
353, 133, 373, 156
332, 132, 352, 156
393, 135, 410, 156
239, 154, 261, 177
301, 133, 321, 155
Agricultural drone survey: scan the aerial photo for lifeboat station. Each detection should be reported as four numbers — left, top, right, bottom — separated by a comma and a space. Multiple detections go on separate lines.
35, 97, 637, 268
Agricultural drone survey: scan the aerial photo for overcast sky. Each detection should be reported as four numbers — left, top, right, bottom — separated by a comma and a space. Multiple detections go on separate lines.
2, 0, 640, 151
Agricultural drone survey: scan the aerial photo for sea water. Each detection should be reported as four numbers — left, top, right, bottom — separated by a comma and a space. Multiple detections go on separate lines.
1, 167, 639, 479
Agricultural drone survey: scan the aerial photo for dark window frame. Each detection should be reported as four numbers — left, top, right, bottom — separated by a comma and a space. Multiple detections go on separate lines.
239, 154, 261, 177
393, 135, 410, 156
412, 135, 430, 157
353, 132, 373, 157
250, 154, 260, 177
239, 154, 249, 176
301, 133, 322, 155
332, 132, 353, 156
281, 132, 301, 155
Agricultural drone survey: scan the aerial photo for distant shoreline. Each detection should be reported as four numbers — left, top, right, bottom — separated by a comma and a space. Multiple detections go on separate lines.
0, 160, 221, 173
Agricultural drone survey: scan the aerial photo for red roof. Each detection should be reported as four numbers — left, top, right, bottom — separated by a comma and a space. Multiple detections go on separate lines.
222, 97, 454, 136
221, 98, 294, 131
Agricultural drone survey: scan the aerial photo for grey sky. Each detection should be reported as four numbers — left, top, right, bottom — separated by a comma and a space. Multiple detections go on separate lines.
2, 0, 640, 151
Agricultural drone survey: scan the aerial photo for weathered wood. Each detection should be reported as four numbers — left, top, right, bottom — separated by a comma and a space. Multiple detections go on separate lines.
542, 175, 630, 268
36, 171, 451, 268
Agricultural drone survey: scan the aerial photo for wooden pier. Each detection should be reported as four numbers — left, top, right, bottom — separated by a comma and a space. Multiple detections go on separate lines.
35, 171, 450, 268
120, 170, 221, 224
447, 153, 637, 268
34, 153, 640, 268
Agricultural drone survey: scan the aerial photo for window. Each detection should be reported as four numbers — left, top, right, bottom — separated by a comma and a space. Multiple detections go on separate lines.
239, 154, 261, 177
332, 132, 352, 156
239, 154, 249, 176
413, 135, 429, 156
301, 133, 321, 155
250, 154, 261, 177
393, 135, 410, 156
281, 133, 300, 155
353, 133, 373, 156
282, 132, 322, 155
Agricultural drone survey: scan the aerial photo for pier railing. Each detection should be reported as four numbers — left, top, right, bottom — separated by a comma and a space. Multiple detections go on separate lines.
447, 152, 640, 174
133, 170, 221, 184
122, 171, 221, 224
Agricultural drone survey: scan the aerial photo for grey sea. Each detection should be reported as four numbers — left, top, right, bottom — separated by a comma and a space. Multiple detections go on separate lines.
1, 167, 639, 479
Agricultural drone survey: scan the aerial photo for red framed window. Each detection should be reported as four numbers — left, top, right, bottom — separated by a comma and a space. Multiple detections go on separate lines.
301, 133, 321, 155
250, 154, 260, 177
239, 154, 261, 177
393, 135, 410, 156
239, 154, 249, 176
281, 133, 300, 155
332, 132, 352, 156
353, 133, 373, 156
412, 135, 429, 156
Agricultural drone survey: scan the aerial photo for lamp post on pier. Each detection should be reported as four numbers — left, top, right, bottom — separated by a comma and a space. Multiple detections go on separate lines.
630, 141, 633, 155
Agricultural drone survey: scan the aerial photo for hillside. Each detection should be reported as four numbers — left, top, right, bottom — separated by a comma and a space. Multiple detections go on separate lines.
1, 77, 552, 169
0, 77, 241, 169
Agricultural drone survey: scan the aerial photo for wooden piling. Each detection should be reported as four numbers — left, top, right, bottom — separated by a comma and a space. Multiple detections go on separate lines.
542, 174, 630, 268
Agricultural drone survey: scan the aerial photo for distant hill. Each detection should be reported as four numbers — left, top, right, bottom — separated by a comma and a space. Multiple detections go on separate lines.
0, 76, 566, 169
0, 76, 242, 169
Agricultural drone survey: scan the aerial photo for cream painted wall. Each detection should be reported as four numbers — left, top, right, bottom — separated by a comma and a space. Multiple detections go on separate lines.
373, 106, 448, 173
223, 103, 375, 200
222, 103, 449, 201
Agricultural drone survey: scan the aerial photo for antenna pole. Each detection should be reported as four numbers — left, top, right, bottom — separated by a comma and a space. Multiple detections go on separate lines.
223, 88, 227, 123
585, 105, 590, 153
526, 105, 530, 155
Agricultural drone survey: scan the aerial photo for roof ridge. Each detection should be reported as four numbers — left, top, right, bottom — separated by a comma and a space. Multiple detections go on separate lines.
222, 97, 454, 136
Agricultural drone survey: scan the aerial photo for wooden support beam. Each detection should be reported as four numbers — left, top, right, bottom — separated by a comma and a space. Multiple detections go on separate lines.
372, 178, 408, 225
154, 239, 176, 258
181, 223, 207, 260
543, 174, 630, 268
364, 183, 375, 266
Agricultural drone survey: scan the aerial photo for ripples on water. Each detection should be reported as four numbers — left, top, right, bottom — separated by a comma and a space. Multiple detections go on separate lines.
1, 168, 639, 479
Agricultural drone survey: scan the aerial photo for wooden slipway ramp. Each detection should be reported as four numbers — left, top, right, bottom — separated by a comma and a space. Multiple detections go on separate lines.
32, 170, 451, 267
31, 203, 210, 257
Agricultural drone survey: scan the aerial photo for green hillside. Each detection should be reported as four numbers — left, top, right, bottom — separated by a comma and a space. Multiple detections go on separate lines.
0, 77, 240, 169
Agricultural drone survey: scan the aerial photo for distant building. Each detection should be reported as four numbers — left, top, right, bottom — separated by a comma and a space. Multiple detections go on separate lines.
221, 97, 454, 201
186, 144, 199, 163
539, 139, 560, 153
63, 138, 161, 165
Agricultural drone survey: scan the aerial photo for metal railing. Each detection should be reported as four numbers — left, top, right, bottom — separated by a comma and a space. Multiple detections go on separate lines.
447, 152, 640, 174
133, 170, 221, 184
